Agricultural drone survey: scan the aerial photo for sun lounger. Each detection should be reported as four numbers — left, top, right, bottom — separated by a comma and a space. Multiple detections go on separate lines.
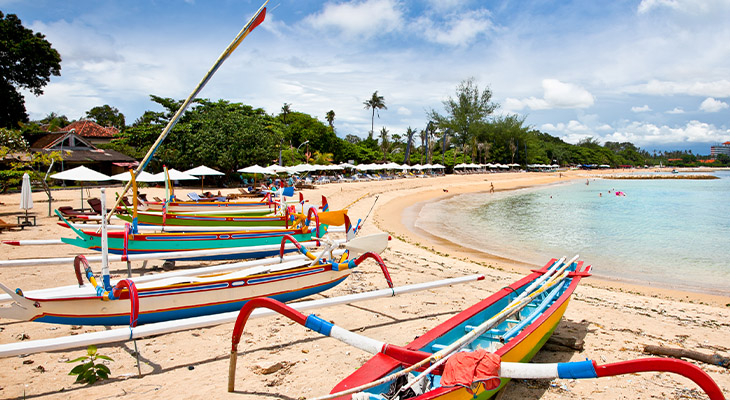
0, 218, 24, 231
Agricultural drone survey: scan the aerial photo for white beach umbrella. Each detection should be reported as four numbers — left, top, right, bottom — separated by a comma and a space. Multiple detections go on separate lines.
339, 162, 356, 169
432, 164, 445, 169
265, 164, 289, 174
184, 165, 223, 190
153, 169, 198, 181
111, 171, 161, 182
184, 165, 224, 177
50, 166, 113, 209
237, 164, 271, 174
20, 173, 33, 217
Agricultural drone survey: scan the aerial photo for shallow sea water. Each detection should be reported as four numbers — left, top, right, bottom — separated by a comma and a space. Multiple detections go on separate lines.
415, 171, 730, 296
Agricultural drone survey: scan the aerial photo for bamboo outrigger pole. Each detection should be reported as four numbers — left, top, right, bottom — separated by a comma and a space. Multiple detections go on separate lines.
106, 1, 269, 222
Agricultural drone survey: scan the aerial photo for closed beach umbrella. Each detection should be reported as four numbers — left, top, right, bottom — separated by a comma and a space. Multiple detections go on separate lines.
20, 173, 33, 217
50, 166, 112, 209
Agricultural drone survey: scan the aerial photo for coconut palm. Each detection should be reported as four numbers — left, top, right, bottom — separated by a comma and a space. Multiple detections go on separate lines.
363, 91, 387, 135
281, 103, 292, 125
379, 127, 390, 162
326, 110, 335, 129
404, 126, 416, 165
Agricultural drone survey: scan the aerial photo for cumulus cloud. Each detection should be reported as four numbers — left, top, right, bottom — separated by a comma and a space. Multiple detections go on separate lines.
414, 9, 493, 46
603, 120, 730, 145
637, 0, 681, 14
666, 107, 685, 114
506, 79, 594, 111
699, 97, 729, 112
632, 105, 652, 112
304, 0, 403, 38
626, 79, 730, 98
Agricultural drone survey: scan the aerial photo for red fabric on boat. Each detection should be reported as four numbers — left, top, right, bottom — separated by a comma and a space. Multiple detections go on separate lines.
441, 349, 501, 390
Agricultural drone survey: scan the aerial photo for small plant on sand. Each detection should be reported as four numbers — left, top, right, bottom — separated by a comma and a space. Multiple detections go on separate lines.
67, 345, 112, 384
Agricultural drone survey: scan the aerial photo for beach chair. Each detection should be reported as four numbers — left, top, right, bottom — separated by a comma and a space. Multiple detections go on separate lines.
87, 198, 111, 215
0, 218, 24, 231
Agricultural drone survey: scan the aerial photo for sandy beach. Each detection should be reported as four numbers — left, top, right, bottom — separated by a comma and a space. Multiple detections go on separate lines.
0, 170, 728, 399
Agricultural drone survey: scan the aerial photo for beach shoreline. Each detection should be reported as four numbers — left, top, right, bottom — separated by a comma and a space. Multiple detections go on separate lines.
376, 172, 730, 306
0, 170, 728, 399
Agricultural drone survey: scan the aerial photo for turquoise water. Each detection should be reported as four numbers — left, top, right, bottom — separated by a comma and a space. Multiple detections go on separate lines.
415, 171, 730, 296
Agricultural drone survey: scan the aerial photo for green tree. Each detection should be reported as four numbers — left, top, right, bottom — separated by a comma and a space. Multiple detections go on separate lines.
325, 110, 335, 130
403, 126, 416, 165
38, 112, 71, 131
363, 91, 387, 135
281, 103, 291, 125
85, 105, 126, 130
379, 127, 389, 162
0, 12, 62, 128
429, 78, 498, 163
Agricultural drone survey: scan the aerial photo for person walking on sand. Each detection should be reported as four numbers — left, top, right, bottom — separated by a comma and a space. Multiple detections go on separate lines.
490, 182, 494, 193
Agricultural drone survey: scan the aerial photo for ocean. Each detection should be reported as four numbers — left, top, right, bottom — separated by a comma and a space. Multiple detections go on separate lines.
414, 170, 730, 297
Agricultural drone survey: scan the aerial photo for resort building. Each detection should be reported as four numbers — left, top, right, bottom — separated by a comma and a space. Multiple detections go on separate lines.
710, 141, 730, 158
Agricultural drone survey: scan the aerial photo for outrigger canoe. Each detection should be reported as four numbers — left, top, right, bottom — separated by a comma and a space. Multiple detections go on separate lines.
115, 196, 331, 228
228, 256, 591, 398
0, 234, 392, 326
140, 190, 302, 214
54, 207, 348, 261
228, 257, 726, 399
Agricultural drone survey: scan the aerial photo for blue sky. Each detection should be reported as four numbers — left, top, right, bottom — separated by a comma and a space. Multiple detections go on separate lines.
4, 0, 730, 154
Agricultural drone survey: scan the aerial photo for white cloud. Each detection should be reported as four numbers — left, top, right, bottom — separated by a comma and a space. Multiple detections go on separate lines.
397, 106, 412, 116
506, 79, 594, 111
637, 0, 681, 14
603, 120, 730, 145
415, 9, 493, 46
699, 97, 729, 112
631, 105, 652, 112
666, 107, 685, 114
304, 0, 403, 38
626, 79, 730, 98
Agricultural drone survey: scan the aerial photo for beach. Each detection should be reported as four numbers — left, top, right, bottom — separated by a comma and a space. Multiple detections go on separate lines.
0, 170, 728, 399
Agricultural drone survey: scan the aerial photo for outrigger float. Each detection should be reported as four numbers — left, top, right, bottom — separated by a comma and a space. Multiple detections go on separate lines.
227, 257, 726, 400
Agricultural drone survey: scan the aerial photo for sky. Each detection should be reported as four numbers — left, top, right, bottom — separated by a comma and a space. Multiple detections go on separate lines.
3, 0, 730, 154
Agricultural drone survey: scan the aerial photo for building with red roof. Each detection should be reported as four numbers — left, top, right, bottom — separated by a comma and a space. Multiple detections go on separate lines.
62, 120, 120, 145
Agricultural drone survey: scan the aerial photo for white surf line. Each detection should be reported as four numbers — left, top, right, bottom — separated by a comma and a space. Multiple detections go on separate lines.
0, 274, 484, 358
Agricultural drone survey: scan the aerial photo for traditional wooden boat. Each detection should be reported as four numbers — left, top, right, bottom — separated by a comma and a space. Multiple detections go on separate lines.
226, 258, 726, 400
228, 256, 590, 397
0, 234, 391, 326
118, 209, 285, 226
115, 195, 330, 228
53, 207, 347, 261
139, 190, 302, 214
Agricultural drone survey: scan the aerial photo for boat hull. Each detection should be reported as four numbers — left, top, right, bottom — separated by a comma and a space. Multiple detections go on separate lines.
61, 229, 324, 261
118, 211, 288, 227
7, 265, 351, 326
330, 259, 590, 399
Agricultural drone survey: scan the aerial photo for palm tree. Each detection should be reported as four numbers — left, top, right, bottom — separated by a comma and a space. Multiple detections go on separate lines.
363, 91, 387, 135
404, 126, 416, 165
326, 110, 335, 129
379, 127, 390, 162
311, 150, 334, 165
281, 103, 292, 125
419, 129, 427, 164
